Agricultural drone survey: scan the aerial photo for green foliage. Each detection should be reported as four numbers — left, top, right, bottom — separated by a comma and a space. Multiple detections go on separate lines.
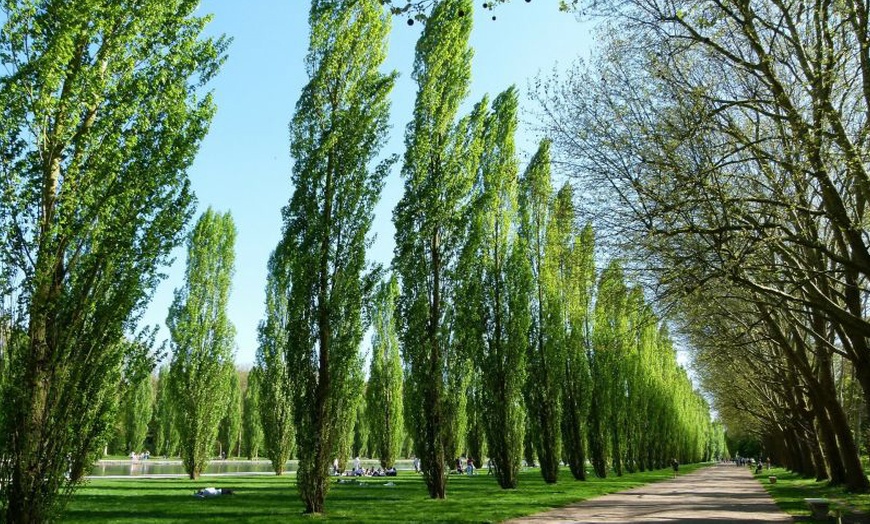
518, 139, 563, 484
393, 0, 474, 500
242, 368, 264, 460
218, 369, 242, 458
109, 343, 158, 456
121, 370, 154, 455
153, 366, 179, 457
168, 209, 237, 480
0, 0, 225, 516
334, 365, 365, 472
365, 277, 405, 468
589, 261, 628, 477
353, 393, 371, 461
255, 250, 295, 475
558, 202, 594, 481
459, 86, 530, 489
537, 0, 870, 494
282, 0, 395, 513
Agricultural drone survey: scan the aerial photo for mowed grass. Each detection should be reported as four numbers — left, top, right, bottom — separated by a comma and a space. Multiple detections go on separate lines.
64, 463, 706, 523
760, 467, 870, 520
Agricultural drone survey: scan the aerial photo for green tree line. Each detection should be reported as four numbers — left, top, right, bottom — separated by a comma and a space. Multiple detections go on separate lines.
0, 0, 723, 521
533, 0, 870, 493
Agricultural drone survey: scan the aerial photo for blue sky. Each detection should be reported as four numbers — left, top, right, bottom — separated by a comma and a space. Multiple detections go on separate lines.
141, 1, 595, 366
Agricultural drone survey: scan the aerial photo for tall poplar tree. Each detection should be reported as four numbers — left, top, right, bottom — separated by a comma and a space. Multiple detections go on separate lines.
153, 365, 179, 457
393, 0, 474, 499
366, 277, 404, 469
518, 139, 562, 484
167, 209, 237, 480
0, 1, 225, 519
463, 87, 530, 488
589, 260, 628, 477
218, 369, 242, 457
282, 0, 395, 513
557, 192, 594, 481
334, 365, 365, 471
353, 393, 371, 460
256, 250, 295, 475
121, 371, 154, 454
242, 367, 264, 460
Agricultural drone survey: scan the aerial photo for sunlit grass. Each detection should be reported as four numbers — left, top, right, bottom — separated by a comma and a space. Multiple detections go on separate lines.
65, 463, 706, 523
761, 467, 870, 521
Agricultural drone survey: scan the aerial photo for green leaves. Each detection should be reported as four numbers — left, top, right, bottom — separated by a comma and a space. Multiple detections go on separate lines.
366, 276, 404, 469
167, 208, 237, 480
283, 0, 395, 513
458, 86, 528, 489
518, 139, 562, 484
393, 0, 476, 501
255, 249, 295, 475
0, 0, 224, 517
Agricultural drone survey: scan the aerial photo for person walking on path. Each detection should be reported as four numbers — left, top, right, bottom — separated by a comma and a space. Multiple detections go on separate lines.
672, 458, 679, 478
504, 462, 791, 523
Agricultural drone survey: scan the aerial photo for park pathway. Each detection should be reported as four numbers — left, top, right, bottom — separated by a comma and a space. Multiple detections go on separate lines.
504, 463, 791, 523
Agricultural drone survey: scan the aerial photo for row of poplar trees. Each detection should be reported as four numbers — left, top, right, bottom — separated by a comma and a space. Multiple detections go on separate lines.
0, 0, 717, 520
259, 0, 717, 514
530, 0, 870, 494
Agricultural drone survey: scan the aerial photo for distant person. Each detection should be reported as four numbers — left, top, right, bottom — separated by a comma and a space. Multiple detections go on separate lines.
194, 487, 234, 498
671, 458, 679, 478
353, 456, 361, 471
413, 456, 420, 473
466, 457, 475, 475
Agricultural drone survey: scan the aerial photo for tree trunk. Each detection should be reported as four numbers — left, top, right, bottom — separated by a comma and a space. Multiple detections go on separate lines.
424, 229, 446, 500
815, 346, 870, 492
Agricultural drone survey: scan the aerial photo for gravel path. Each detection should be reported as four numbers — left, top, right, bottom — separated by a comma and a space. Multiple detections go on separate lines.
504, 463, 791, 523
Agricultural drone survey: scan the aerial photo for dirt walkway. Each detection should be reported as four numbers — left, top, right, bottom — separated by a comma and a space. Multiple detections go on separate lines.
504, 463, 791, 523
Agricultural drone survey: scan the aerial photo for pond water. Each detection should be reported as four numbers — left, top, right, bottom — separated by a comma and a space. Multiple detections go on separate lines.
90, 460, 290, 477
89, 459, 414, 477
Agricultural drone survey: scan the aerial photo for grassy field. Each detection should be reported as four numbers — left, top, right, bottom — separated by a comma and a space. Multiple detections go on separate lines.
64, 463, 706, 523
760, 467, 870, 521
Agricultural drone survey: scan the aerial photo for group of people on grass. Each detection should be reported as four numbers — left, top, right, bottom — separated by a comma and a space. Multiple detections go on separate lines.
454, 456, 475, 475
332, 457, 397, 477
410, 455, 477, 475
129, 450, 150, 461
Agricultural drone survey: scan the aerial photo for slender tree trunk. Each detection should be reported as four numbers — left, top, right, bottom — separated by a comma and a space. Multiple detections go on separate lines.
424, 229, 446, 499
303, 163, 335, 515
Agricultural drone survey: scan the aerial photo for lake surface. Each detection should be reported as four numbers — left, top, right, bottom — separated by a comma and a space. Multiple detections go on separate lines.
89, 458, 414, 477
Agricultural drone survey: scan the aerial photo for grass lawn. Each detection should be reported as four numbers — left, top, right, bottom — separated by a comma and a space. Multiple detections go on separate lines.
64, 463, 706, 523
760, 467, 870, 521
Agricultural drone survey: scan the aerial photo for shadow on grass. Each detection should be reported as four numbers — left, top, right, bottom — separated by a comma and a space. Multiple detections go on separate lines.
762, 468, 870, 523
64, 465, 709, 523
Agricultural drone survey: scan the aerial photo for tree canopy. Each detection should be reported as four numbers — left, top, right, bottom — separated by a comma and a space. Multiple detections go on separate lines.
0, 0, 226, 519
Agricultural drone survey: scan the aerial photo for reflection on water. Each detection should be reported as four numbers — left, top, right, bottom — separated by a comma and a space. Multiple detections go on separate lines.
90, 459, 414, 477
90, 460, 293, 477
